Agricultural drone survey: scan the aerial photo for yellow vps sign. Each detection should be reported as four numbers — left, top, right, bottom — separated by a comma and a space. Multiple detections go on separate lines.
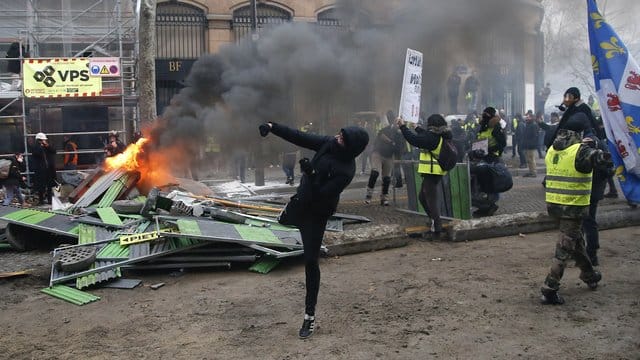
23, 58, 102, 98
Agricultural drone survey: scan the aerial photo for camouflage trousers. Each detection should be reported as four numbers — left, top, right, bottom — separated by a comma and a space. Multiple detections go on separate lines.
542, 217, 598, 291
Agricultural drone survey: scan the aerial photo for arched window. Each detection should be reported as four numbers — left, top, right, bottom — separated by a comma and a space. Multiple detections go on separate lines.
155, 1, 208, 114
317, 8, 341, 27
156, 2, 208, 59
232, 4, 291, 41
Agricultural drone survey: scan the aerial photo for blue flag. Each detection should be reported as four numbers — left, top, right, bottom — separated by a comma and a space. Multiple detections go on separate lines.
587, 0, 640, 204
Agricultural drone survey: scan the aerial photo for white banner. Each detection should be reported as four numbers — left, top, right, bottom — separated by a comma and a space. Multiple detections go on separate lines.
398, 48, 423, 123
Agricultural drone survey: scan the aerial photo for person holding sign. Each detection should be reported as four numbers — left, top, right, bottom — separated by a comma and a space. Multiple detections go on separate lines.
469, 107, 507, 217
397, 114, 452, 234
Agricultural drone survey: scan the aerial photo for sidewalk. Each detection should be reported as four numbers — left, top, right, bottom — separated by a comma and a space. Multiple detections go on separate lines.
209, 159, 640, 255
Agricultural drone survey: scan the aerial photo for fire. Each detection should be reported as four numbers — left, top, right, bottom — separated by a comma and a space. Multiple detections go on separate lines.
103, 137, 179, 192
104, 137, 149, 171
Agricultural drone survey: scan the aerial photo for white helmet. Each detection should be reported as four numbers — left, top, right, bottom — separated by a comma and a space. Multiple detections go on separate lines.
35, 132, 47, 140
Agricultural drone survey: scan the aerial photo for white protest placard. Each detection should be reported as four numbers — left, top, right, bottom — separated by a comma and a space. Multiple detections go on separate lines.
472, 139, 488, 154
398, 48, 423, 123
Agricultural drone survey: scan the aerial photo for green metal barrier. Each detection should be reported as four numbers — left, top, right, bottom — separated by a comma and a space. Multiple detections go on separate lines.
402, 161, 471, 220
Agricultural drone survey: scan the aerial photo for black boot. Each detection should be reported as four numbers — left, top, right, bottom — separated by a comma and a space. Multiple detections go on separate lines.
367, 170, 379, 189
581, 270, 602, 290
540, 288, 564, 305
381, 176, 391, 206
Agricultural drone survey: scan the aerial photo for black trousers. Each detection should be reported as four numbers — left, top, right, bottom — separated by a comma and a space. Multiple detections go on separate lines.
298, 213, 329, 316
418, 174, 443, 232
582, 200, 600, 258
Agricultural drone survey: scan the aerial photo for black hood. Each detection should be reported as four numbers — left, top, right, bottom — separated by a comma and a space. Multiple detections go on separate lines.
339, 126, 369, 159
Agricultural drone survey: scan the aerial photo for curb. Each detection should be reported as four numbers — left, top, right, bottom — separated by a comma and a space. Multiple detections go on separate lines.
324, 224, 409, 256
324, 206, 640, 254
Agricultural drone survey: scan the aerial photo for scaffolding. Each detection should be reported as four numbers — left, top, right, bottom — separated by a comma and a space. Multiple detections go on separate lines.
0, 0, 139, 183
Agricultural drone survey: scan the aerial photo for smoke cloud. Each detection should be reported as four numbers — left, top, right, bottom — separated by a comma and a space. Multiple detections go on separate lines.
153, 0, 540, 170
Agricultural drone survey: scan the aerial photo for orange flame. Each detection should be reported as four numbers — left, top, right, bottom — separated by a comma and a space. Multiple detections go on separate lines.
103, 137, 180, 192
104, 137, 149, 172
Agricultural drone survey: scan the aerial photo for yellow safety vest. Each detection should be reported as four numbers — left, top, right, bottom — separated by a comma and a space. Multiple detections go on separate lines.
545, 143, 592, 206
477, 128, 500, 157
418, 137, 445, 175
512, 118, 519, 129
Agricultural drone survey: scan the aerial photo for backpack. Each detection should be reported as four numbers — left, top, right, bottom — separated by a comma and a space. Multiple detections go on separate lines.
431, 137, 458, 171
0, 159, 11, 179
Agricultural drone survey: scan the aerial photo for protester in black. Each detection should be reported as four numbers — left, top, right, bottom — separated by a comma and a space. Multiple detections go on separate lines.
259, 121, 369, 339
1, 153, 27, 206
31, 132, 57, 205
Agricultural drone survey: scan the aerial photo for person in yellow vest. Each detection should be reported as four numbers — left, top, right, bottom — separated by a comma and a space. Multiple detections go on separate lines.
397, 114, 452, 234
469, 107, 506, 216
539, 126, 611, 305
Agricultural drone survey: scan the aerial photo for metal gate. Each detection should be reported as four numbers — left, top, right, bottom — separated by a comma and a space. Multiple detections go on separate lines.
155, 1, 208, 114
232, 4, 291, 41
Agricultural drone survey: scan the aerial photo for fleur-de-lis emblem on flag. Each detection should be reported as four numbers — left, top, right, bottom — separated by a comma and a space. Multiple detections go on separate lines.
626, 116, 640, 134
590, 12, 604, 28
600, 37, 626, 59
591, 55, 599, 74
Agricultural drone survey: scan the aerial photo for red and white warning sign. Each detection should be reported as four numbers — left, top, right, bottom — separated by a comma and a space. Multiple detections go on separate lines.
89, 57, 121, 77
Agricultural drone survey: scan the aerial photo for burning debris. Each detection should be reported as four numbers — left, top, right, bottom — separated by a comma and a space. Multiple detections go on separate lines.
0, 133, 370, 305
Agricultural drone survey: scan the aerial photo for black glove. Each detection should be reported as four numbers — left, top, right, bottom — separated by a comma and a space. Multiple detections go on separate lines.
299, 158, 315, 176
259, 123, 271, 137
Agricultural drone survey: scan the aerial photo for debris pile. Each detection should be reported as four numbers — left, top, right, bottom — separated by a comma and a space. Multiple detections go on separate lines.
1, 165, 372, 304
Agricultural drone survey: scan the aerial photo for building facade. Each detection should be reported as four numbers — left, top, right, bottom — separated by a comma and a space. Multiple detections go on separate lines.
156, 0, 544, 120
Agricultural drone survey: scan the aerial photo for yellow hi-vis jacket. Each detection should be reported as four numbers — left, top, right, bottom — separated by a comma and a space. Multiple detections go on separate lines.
477, 128, 500, 157
418, 137, 445, 175
545, 143, 592, 206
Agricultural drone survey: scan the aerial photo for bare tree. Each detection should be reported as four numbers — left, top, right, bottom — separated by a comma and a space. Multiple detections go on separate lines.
138, 0, 157, 124
541, 0, 640, 98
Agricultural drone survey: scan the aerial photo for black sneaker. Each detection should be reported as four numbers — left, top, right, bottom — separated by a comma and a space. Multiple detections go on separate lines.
583, 271, 602, 290
486, 204, 499, 216
380, 199, 389, 206
299, 315, 315, 339
540, 289, 565, 305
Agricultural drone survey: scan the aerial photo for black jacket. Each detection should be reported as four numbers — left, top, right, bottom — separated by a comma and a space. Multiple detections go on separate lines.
521, 121, 540, 150
0, 156, 25, 187
547, 101, 598, 148
399, 124, 452, 151
374, 125, 405, 158
270, 123, 369, 217
31, 141, 57, 184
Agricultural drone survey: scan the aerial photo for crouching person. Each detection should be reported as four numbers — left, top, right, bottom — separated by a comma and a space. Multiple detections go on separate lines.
540, 125, 611, 305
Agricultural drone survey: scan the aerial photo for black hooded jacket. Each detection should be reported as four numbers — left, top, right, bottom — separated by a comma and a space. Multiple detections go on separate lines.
0, 155, 25, 187
270, 123, 369, 217
547, 101, 598, 148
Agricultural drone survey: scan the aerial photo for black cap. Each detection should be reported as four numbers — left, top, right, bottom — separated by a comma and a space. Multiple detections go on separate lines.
564, 112, 588, 132
482, 107, 497, 118
564, 87, 581, 99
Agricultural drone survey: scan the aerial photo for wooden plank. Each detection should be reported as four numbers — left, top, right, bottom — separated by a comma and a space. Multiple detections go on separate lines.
68, 168, 103, 204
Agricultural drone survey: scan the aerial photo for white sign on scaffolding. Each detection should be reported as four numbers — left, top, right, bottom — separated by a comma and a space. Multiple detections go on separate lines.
89, 57, 121, 77
398, 48, 423, 123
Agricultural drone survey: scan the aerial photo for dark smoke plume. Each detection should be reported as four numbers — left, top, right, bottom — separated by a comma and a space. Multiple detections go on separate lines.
154, 0, 538, 166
